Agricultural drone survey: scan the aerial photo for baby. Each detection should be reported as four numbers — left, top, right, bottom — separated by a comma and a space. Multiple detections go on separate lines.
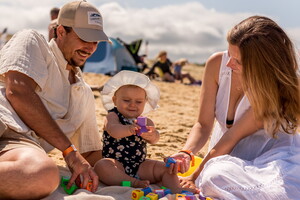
94, 70, 192, 193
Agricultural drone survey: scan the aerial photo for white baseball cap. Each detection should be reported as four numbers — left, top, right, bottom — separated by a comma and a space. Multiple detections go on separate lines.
101, 70, 160, 115
57, 0, 109, 42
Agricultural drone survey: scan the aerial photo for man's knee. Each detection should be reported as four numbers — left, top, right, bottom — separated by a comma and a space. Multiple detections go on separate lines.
23, 150, 59, 183
22, 150, 59, 196
26, 165, 59, 199
0, 148, 60, 199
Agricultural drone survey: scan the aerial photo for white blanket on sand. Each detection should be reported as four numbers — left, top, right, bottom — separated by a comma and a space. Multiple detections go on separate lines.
42, 166, 186, 200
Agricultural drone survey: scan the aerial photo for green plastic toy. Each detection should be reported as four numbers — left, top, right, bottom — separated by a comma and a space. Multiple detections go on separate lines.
121, 180, 131, 187
60, 176, 79, 195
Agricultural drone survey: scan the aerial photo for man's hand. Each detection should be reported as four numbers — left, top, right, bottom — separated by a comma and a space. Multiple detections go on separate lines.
64, 151, 99, 192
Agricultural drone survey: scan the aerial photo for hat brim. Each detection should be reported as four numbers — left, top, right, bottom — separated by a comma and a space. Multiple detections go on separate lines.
101, 70, 160, 115
73, 27, 110, 43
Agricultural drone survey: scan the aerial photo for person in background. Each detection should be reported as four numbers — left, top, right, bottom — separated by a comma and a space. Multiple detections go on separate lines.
0, 1, 110, 199
168, 16, 300, 199
48, 7, 60, 41
173, 58, 202, 85
146, 50, 175, 82
137, 54, 149, 72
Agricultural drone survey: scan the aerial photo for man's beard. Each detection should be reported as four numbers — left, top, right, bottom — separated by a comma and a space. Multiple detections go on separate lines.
67, 50, 91, 67
68, 57, 84, 68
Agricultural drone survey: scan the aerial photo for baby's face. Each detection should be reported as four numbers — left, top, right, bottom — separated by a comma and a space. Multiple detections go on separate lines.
113, 85, 147, 118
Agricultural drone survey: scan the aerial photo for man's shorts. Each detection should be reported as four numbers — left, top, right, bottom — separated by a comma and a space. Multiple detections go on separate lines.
0, 119, 44, 154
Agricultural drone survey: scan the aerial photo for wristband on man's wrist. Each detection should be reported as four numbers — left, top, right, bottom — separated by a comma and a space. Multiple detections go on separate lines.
62, 144, 77, 157
179, 150, 195, 167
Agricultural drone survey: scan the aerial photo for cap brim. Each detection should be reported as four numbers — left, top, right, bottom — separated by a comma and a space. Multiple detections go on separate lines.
73, 27, 110, 43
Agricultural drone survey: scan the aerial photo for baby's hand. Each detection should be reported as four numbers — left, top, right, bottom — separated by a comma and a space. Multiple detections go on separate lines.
128, 124, 140, 135
140, 126, 159, 143
145, 126, 156, 133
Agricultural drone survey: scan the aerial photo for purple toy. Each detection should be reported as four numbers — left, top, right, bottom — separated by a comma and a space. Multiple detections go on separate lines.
136, 116, 148, 136
198, 194, 207, 200
154, 189, 165, 198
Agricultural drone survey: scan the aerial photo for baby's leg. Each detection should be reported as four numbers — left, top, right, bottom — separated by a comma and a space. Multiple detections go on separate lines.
94, 158, 149, 188
137, 159, 184, 193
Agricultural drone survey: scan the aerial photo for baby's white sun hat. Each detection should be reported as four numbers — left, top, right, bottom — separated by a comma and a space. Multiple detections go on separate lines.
101, 70, 160, 115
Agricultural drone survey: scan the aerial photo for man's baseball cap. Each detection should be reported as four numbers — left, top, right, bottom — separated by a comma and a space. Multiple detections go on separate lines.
57, 0, 109, 42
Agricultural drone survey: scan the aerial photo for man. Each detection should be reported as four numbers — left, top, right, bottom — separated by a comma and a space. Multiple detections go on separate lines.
0, 1, 109, 199
50, 7, 60, 20
48, 7, 60, 41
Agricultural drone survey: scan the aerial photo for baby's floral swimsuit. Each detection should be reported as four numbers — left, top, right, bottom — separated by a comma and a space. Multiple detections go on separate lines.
102, 107, 147, 177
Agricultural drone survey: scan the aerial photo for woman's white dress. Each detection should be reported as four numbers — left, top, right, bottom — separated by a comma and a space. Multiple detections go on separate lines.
195, 51, 300, 200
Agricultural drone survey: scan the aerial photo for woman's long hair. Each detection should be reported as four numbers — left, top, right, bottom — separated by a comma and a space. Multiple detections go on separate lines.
227, 16, 300, 136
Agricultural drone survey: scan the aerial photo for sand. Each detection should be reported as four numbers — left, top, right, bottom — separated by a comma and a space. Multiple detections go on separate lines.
48, 64, 209, 167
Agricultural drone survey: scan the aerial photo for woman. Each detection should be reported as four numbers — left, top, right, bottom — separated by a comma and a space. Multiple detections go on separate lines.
147, 50, 175, 82
169, 16, 300, 199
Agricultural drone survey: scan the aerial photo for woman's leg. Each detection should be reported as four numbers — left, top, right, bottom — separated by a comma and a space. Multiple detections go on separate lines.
94, 158, 149, 188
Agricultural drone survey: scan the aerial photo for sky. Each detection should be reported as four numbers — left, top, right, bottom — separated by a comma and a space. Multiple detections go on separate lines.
0, 0, 300, 63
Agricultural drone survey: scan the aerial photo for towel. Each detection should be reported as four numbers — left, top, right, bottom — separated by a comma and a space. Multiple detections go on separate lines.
41, 166, 183, 200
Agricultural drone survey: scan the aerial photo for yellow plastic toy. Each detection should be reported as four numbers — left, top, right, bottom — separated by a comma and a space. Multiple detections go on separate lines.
132, 189, 144, 200
175, 194, 186, 200
146, 192, 158, 200
177, 156, 203, 177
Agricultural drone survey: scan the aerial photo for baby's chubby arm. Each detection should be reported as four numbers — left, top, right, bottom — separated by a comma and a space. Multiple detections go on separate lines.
104, 112, 138, 139
140, 118, 160, 144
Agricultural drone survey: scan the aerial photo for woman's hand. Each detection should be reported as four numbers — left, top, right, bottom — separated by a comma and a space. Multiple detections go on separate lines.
179, 176, 199, 192
165, 152, 191, 174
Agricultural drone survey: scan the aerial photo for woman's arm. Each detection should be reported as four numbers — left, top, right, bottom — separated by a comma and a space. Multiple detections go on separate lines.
190, 107, 263, 181
169, 52, 223, 173
182, 52, 222, 153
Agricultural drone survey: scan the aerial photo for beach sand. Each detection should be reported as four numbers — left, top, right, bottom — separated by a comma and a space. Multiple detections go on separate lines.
48, 64, 209, 167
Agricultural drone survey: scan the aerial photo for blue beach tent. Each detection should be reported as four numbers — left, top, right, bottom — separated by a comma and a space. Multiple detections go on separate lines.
83, 38, 139, 75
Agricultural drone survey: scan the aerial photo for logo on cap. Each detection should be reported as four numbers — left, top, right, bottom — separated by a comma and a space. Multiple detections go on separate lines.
88, 11, 102, 26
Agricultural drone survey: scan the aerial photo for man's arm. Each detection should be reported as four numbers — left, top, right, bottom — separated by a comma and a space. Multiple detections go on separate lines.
5, 71, 71, 151
5, 71, 99, 191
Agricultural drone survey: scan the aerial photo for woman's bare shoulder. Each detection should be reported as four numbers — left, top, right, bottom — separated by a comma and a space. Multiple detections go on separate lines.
204, 51, 224, 82
207, 52, 224, 66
